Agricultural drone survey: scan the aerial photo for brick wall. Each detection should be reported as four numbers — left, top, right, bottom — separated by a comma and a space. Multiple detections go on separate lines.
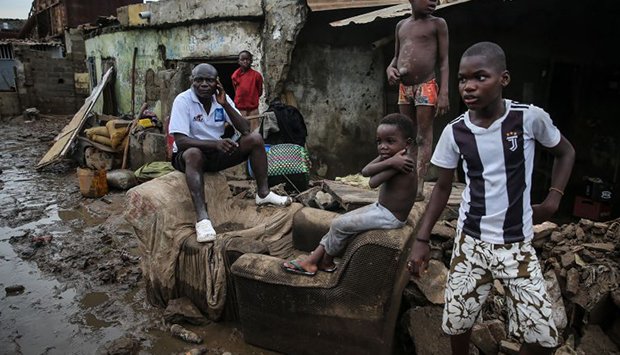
14, 45, 86, 114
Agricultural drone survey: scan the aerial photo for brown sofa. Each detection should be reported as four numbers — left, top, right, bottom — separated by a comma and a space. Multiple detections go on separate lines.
231, 208, 415, 355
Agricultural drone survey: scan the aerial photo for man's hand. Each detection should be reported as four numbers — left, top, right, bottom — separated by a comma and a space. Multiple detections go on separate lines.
532, 200, 559, 225
386, 67, 401, 86
407, 240, 430, 277
216, 138, 239, 155
436, 94, 450, 117
215, 78, 227, 106
388, 149, 414, 173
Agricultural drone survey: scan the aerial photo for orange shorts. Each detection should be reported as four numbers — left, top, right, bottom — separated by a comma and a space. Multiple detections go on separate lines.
398, 78, 438, 106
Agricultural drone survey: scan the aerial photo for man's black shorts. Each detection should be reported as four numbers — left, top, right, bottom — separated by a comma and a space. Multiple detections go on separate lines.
171, 148, 248, 173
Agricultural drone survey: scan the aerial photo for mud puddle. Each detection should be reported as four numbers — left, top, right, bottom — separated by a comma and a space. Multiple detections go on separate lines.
0, 116, 276, 354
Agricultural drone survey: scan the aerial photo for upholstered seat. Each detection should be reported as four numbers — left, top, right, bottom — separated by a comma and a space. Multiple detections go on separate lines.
231, 211, 414, 355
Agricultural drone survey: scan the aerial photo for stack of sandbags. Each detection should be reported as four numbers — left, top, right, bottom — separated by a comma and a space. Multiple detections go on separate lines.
84, 120, 130, 151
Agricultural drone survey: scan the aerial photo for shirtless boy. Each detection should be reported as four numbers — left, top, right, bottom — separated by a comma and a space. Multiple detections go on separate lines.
386, 0, 449, 200
282, 113, 417, 276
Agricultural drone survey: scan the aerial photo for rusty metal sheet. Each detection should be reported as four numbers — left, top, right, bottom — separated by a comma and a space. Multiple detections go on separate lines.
64, 0, 141, 28
36, 67, 114, 170
307, 0, 406, 12
330, 0, 471, 26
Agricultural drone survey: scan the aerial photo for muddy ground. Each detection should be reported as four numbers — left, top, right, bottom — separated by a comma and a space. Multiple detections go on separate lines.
0, 115, 275, 355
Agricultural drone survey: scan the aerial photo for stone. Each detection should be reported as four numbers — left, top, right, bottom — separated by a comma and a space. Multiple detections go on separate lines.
565, 268, 580, 297
314, 190, 334, 209
582, 242, 615, 252
550, 231, 563, 242
561, 252, 575, 268
294, 186, 321, 207
406, 307, 452, 355
471, 323, 498, 355
577, 325, 620, 354
544, 270, 567, 330
402, 283, 431, 307
485, 320, 507, 344
608, 317, 620, 348
575, 226, 586, 240
532, 221, 557, 248
498, 340, 520, 355
612, 288, 620, 308
493, 279, 505, 296
412, 260, 448, 305
170, 324, 203, 344
164, 297, 210, 326
431, 222, 456, 240
96, 335, 138, 355
5, 285, 25, 296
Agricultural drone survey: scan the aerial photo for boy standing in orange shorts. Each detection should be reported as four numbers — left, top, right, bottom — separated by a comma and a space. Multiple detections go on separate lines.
386, 0, 449, 200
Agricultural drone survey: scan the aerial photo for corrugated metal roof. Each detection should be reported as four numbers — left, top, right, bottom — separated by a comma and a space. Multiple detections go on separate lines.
330, 0, 472, 26
307, 0, 406, 12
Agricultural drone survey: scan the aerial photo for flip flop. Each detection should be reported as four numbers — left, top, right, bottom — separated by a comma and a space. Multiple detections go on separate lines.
320, 264, 338, 273
281, 260, 316, 276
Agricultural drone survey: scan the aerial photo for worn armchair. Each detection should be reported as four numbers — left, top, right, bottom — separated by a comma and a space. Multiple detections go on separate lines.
231, 207, 415, 355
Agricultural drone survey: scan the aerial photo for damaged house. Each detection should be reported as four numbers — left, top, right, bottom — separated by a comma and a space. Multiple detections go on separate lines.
0, 0, 141, 117
80, 0, 617, 219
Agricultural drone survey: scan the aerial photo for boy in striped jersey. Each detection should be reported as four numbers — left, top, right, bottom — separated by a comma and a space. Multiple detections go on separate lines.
407, 42, 575, 354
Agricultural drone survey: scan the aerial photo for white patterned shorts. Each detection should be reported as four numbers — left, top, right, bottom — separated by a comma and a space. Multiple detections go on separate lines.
442, 231, 559, 347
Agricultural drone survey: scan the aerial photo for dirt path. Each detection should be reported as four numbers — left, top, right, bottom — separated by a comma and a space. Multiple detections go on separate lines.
0, 115, 275, 355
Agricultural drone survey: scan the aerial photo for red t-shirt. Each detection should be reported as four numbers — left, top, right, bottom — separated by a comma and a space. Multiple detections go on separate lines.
231, 68, 263, 110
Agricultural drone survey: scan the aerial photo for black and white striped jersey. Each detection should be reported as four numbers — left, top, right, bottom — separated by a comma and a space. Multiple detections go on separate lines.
431, 99, 561, 244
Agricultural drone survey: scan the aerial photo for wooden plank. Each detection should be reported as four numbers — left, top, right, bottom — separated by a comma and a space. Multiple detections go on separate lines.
307, 0, 405, 12
36, 67, 114, 170
323, 180, 378, 211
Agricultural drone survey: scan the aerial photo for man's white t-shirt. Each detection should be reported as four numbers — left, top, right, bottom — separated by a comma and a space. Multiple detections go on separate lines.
168, 88, 239, 153
431, 99, 561, 244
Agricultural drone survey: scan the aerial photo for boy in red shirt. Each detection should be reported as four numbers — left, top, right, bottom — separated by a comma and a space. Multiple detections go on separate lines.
231, 50, 263, 130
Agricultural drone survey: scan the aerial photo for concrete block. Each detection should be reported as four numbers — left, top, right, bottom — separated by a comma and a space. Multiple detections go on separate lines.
407, 307, 452, 355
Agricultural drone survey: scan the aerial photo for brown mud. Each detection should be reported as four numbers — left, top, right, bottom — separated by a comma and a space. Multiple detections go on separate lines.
0, 115, 276, 355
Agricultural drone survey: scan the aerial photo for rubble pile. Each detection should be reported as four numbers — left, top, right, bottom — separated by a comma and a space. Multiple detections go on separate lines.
402, 217, 620, 355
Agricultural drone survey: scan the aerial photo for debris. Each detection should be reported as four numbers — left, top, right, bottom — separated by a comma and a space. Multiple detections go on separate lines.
170, 324, 203, 344
164, 297, 210, 326
322, 180, 378, 211
532, 221, 557, 247
334, 173, 372, 189
5, 285, 25, 296
180, 348, 208, 355
544, 270, 567, 330
106, 169, 138, 190
294, 186, 322, 207
498, 340, 520, 355
314, 190, 335, 209
23, 107, 40, 120
485, 319, 507, 344
565, 268, 580, 297
411, 260, 448, 305
31, 235, 53, 247
95, 335, 138, 355
406, 307, 451, 355
431, 221, 456, 240
582, 243, 615, 253
577, 325, 620, 354
471, 323, 498, 355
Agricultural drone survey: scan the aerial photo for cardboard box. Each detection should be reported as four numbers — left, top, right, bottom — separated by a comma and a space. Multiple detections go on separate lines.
573, 195, 612, 221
